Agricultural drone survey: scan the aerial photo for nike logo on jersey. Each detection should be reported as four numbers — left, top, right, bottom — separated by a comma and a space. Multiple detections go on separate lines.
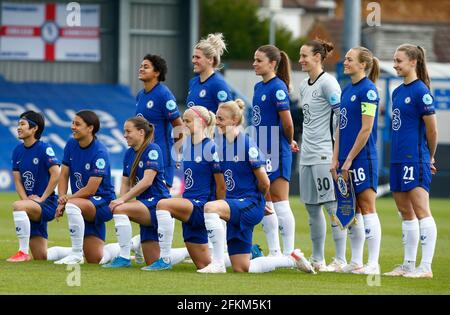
403, 180, 413, 184
319, 193, 327, 198
16, 161, 20, 164
355, 182, 363, 186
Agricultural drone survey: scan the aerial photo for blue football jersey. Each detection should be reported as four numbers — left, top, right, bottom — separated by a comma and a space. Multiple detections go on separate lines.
122, 142, 170, 200
251, 76, 291, 159
62, 138, 115, 200
186, 73, 232, 113
182, 137, 222, 203
135, 82, 180, 167
216, 132, 265, 199
391, 80, 435, 163
11, 140, 59, 196
339, 77, 379, 161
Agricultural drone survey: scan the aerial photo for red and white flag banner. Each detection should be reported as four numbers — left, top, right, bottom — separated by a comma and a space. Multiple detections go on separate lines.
0, 2, 100, 62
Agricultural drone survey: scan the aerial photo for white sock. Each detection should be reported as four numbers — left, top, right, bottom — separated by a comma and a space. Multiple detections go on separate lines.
249, 256, 295, 273
204, 212, 225, 265
169, 248, 189, 265
221, 219, 228, 253
224, 253, 232, 267
13, 211, 30, 254
324, 202, 347, 263
261, 212, 281, 256
65, 203, 85, 257
156, 210, 175, 262
363, 213, 381, 266
402, 219, 419, 268
348, 213, 365, 265
47, 246, 72, 261
99, 243, 121, 264
305, 204, 326, 262
274, 200, 296, 255
113, 214, 132, 259
419, 216, 437, 271
131, 235, 141, 253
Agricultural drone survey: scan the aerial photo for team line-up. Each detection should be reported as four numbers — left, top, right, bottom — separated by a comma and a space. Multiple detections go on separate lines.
6, 34, 438, 279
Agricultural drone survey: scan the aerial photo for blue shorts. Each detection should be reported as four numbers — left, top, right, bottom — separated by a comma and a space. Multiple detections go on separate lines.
390, 162, 431, 192
226, 195, 265, 256
164, 164, 174, 188
84, 196, 113, 241
30, 194, 57, 239
182, 199, 208, 244
138, 197, 159, 242
268, 149, 292, 183
341, 159, 378, 194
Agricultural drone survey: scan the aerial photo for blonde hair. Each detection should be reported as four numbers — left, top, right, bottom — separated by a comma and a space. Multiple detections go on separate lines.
351, 46, 380, 83
396, 44, 431, 89
218, 99, 246, 126
186, 105, 216, 139
195, 33, 227, 69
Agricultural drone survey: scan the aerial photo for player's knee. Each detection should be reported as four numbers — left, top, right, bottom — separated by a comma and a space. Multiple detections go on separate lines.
156, 198, 169, 211
12, 200, 24, 210
203, 202, 217, 214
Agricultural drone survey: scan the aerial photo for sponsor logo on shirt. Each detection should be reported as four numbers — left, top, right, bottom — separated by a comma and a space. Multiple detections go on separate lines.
95, 158, 106, 169
199, 89, 206, 98
33, 158, 39, 165
367, 90, 377, 101
148, 150, 159, 160
422, 94, 433, 105
275, 89, 287, 101
217, 90, 228, 102
166, 100, 177, 111
351, 95, 356, 102
404, 97, 411, 104
147, 100, 154, 109
46, 147, 55, 157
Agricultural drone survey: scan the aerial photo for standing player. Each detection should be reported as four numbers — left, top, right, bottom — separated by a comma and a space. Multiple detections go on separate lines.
145, 106, 226, 271
384, 44, 438, 278
197, 99, 313, 274
298, 39, 347, 272
331, 47, 381, 275
7, 111, 60, 262
187, 33, 232, 113
135, 54, 183, 188
252, 44, 297, 257
54, 110, 115, 264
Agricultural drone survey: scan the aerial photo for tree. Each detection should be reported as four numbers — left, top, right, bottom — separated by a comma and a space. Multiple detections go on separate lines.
200, 0, 305, 63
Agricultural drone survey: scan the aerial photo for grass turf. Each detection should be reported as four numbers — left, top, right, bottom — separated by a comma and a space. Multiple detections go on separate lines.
0, 192, 449, 295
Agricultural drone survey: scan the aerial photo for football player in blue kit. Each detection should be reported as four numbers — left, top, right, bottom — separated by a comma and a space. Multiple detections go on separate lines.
384, 44, 438, 279
7, 111, 60, 262
187, 33, 232, 113
331, 47, 382, 275
102, 116, 171, 269
252, 45, 298, 258
197, 99, 313, 274
135, 54, 183, 188
54, 110, 115, 264
144, 105, 226, 271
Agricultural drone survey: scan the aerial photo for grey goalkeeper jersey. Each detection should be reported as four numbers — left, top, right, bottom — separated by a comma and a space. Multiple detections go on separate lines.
299, 72, 341, 165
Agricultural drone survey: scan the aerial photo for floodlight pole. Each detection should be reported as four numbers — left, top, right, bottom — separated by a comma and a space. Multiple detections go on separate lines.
269, 11, 275, 45
343, 0, 361, 54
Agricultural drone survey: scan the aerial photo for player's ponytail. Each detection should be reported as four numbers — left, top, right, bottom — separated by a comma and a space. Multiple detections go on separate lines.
353, 46, 380, 84
76, 110, 100, 139
195, 33, 227, 69
257, 45, 292, 92
304, 38, 335, 63
396, 44, 431, 90
127, 116, 155, 187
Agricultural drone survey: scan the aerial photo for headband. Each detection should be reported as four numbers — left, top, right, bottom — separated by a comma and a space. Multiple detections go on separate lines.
20, 117, 37, 127
190, 107, 208, 126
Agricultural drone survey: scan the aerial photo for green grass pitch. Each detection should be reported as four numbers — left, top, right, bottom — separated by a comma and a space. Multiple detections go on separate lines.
0, 192, 449, 295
